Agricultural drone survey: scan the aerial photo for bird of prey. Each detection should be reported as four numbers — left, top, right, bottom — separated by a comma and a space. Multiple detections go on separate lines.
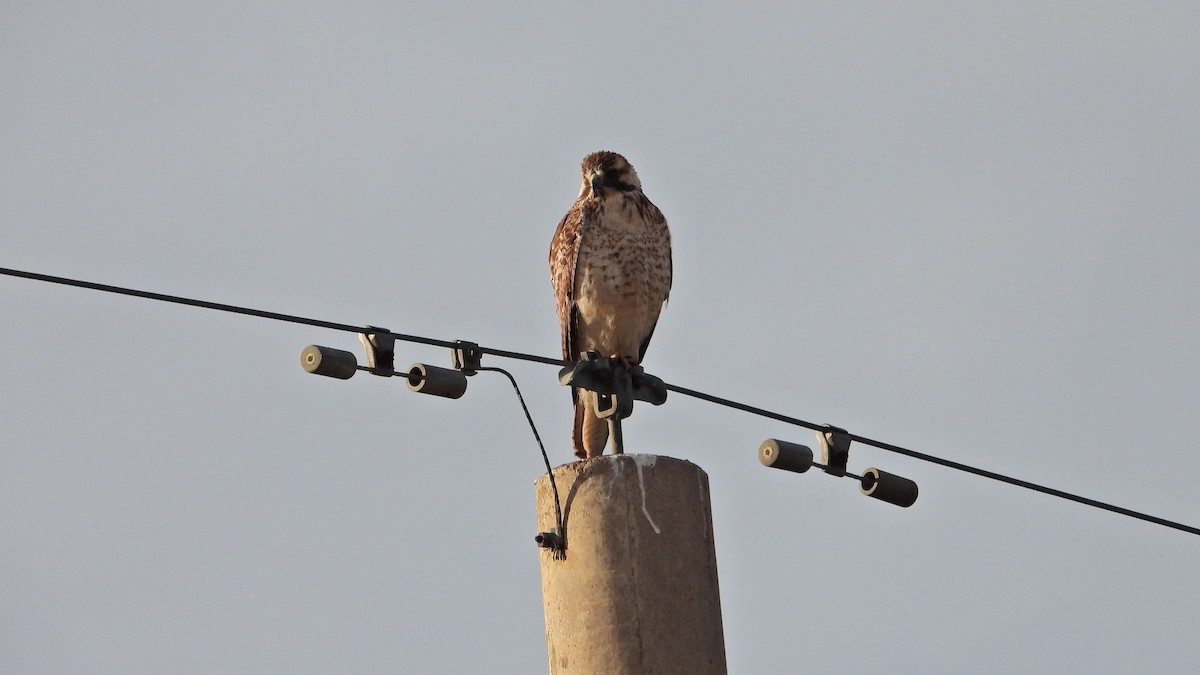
549, 151, 673, 459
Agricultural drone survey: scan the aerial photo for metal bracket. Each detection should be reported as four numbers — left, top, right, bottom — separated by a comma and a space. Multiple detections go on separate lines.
558, 352, 668, 456
452, 340, 483, 375
358, 326, 395, 377
557, 351, 668, 419
816, 425, 851, 477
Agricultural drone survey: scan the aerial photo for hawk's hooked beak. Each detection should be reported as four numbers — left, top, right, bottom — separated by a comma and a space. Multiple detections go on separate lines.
588, 171, 604, 195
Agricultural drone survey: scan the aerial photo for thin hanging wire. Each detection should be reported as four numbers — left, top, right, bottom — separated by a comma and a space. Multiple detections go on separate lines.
476, 366, 564, 549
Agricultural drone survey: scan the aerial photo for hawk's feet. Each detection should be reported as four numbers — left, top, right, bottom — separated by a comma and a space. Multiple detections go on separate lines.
608, 353, 639, 368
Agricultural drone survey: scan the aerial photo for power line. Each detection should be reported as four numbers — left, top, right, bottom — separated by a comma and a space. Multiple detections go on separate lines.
0, 266, 566, 366
3, 265, 1196, 537
666, 382, 1200, 535
0, 266, 464, 353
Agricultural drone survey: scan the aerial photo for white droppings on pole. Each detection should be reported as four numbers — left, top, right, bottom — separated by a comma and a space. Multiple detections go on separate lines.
606, 455, 623, 500
633, 454, 661, 534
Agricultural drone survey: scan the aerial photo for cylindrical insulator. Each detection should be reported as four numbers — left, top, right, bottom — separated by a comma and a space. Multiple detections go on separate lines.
860, 468, 919, 507
406, 363, 467, 399
758, 439, 814, 474
300, 345, 358, 380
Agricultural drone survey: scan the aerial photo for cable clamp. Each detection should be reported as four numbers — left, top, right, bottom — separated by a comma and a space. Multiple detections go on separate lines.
557, 351, 667, 420
817, 425, 851, 477
358, 326, 395, 377
452, 340, 483, 375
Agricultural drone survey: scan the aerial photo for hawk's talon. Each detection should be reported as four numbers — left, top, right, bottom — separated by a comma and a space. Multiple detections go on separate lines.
609, 353, 639, 368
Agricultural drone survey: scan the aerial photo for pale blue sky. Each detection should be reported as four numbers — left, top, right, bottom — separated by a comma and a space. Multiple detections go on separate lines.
3, 3, 1198, 672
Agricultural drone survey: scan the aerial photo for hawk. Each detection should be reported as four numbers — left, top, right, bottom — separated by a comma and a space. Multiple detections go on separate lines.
549, 151, 673, 459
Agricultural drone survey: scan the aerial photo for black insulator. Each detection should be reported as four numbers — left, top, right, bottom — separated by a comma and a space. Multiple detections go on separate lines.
300, 345, 358, 380
405, 363, 467, 399
758, 439, 814, 474
860, 468, 919, 507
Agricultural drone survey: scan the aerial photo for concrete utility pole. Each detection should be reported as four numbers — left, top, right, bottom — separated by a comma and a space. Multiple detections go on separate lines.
534, 455, 727, 675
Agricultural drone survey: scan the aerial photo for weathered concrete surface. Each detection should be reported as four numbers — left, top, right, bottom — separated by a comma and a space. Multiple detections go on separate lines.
535, 455, 726, 675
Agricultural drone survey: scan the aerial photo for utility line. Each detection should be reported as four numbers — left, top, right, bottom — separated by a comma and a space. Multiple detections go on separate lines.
0, 266, 564, 366
3, 265, 1196, 537
666, 382, 1200, 535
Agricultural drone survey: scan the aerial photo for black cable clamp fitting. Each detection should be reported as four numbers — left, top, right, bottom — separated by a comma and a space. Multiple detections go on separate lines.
818, 425, 851, 477
452, 340, 483, 376
358, 326, 395, 377
300, 332, 476, 399
535, 528, 564, 549
535, 527, 566, 560
558, 351, 667, 454
557, 351, 668, 417
759, 428, 919, 508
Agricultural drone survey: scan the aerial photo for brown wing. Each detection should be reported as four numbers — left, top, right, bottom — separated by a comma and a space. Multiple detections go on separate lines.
634, 193, 672, 362
549, 200, 584, 364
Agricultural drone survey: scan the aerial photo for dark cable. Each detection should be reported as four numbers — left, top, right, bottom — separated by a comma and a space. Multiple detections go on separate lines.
667, 381, 1200, 536
476, 367, 565, 553
3, 265, 1196, 537
0, 266, 560, 363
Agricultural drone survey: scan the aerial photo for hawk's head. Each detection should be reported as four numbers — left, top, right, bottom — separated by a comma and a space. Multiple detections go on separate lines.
578, 151, 642, 199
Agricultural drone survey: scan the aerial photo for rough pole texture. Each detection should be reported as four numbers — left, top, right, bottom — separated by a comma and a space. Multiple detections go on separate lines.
535, 455, 727, 675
